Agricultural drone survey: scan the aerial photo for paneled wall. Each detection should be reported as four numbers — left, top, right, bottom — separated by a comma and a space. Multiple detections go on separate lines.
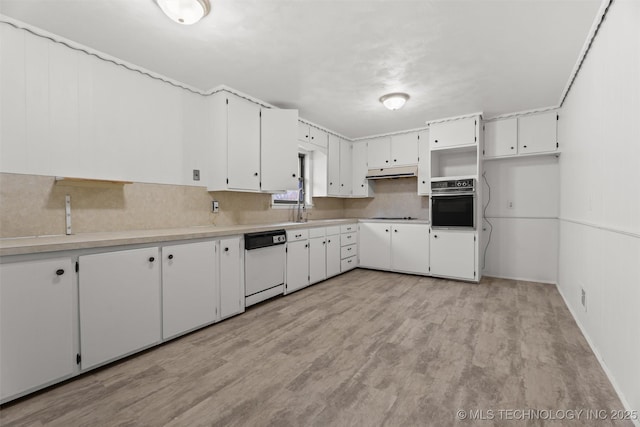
557, 0, 639, 415
0, 23, 202, 186
481, 155, 559, 283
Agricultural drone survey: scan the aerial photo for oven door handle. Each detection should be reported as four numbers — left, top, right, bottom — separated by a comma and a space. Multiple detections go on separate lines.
430, 192, 476, 197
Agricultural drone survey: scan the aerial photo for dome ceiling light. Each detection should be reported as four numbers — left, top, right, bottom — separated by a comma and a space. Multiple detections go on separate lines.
156, 0, 211, 25
379, 92, 410, 110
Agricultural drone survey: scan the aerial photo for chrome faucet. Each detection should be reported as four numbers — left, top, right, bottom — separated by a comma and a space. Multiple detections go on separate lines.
296, 186, 307, 222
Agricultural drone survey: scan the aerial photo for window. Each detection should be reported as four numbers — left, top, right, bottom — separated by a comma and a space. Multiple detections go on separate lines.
272, 153, 310, 207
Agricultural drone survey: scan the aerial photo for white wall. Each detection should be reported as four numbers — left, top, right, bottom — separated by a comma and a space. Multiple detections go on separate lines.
557, 0, 639, 415
481, 155, 559, 283
0, 22, 203, 186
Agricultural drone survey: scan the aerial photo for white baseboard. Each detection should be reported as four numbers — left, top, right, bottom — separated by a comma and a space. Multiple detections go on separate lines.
482, 273, 557, 285
555, 283, 639, 427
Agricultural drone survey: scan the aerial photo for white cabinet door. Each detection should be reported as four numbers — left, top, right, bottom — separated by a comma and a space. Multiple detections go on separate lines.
339, 140, 352, 196
351, 141, 372, 197
297, 121, 310, 143
417, 131, 430, 195
261, 108, 299, 192
518, 111, 557, 154
326, 235, 341, 278
367, 136, 391, 168
0, 258, 74, 401
327, 135, 341, 196
309, 237, 327, 284
430, 230, 476, 280
484, 118, 518, 158
162, 241, 216, 339
391, 132, 419, 166
430, 117, 477, 148
391, 224, 430, 275
220, 237, 244, 320
309, 127, 328, 148
227, 95, 260, 191
286, 240, 309, 294
358, 222, 391, 270
79, 247, 161, 370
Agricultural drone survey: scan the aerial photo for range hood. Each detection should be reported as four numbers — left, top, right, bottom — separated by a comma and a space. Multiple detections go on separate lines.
365, 165, 418, 180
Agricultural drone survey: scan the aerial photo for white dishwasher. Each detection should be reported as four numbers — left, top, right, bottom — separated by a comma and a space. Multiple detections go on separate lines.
244, 230, 287, 307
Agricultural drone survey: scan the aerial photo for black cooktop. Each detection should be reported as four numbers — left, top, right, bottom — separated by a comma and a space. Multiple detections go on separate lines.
370, 217, 417, 220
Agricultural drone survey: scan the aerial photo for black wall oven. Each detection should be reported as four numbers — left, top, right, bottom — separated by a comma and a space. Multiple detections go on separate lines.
431, 179, 475, 229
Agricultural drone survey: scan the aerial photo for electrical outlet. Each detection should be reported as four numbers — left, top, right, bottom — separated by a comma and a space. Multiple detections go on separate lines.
581, 288, 587, 311
507, 200, 514, 209
212, 200, 219, 213
193, 169, 200, 181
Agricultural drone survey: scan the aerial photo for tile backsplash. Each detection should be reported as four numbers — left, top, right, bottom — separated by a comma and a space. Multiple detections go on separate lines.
0, 173, 428, 238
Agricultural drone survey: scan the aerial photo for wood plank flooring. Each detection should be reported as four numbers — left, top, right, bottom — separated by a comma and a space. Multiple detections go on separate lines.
0, 270, 632, 426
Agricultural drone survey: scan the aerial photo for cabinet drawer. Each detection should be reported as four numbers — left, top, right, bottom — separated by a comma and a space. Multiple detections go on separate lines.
308, 227, 325, 238
287, 229, 309, 242
341, 256, 357, 272
326, 226, 341, 236
341, 244, 357, 259
340, 223, 357, 233
341, 232, 357, 246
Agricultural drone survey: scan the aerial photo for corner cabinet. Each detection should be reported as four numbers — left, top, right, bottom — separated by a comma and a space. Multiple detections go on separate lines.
429, 230, 476, 281
358, 222, 391, 270
0, 258, 75, 402
78, 247, 162, 370
208, 92, 298, 192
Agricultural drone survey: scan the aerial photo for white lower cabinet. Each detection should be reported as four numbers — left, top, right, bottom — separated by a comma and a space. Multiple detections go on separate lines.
219, 237, 244, 320
359, 222, 430, 275
79, 247, 161, 370
162, 241, 217, 340
309, 236, 327, 284
391, 224, 430, 275
285, 239, 309, 294
326, 233, 341, 278
429, 230, 476, 280
0, 258, 75, 402
358, 222, 391, 270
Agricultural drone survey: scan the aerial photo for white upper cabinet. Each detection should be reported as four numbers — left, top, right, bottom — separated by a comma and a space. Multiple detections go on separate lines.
518, 111, 558, 155
417, 130, 430, 195
339, 140, 353, 196
367, 137, 392, 168
327, 135, 341, 196
208, 92, 298, 192
484, 118, 518, 158
297, 121, 310, 143
227, 95, 261, 191
261, 108, 299, 192
390, 132, 419, 166
309, 127, 328, 148
429, 117, 477, 149
351, 141, 374, 198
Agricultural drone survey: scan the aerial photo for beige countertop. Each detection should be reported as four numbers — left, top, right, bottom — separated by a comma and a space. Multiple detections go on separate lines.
0, 219, 358, 257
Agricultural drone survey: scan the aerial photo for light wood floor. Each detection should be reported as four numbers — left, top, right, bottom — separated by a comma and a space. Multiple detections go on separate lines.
0, 269, 632, 426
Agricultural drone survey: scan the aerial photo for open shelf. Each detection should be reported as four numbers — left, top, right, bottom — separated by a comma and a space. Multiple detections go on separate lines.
55, 177, 133, 189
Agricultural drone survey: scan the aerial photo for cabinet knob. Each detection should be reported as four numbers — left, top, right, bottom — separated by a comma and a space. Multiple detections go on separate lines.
168, 254, 174, 260
523, 145, 527, 148
422, 180, 426, 184
254, 172, 258, 176
329, 182, 333, 185
224, 247, 229, 252
394, 159, 397, 162
292, 173, 296, 177
394, 229, 398, 233
56, 269, 65, 276
385, 229, 389, 232
361, 184, 364, 187
435, 139, 438, 143
510, 146, 514, 150
328, 239, 331, 243
341, 184, 344, 187
433, 235, 438, 239
322, 241, 326, 245
305, 244, 308, 248
149, 257, 155, 262
385, 160, 389, 163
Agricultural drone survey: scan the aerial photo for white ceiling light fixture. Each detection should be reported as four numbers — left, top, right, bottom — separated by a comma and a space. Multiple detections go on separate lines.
156, 0, 211, 25
379, 92, 410, 111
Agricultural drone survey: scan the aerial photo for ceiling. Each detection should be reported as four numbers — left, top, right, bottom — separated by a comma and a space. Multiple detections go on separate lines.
0, 0, 602, 138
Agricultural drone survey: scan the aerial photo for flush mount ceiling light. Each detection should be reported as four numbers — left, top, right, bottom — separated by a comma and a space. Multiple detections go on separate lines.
156, 0, 211, 25
379, 92, 410, 110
